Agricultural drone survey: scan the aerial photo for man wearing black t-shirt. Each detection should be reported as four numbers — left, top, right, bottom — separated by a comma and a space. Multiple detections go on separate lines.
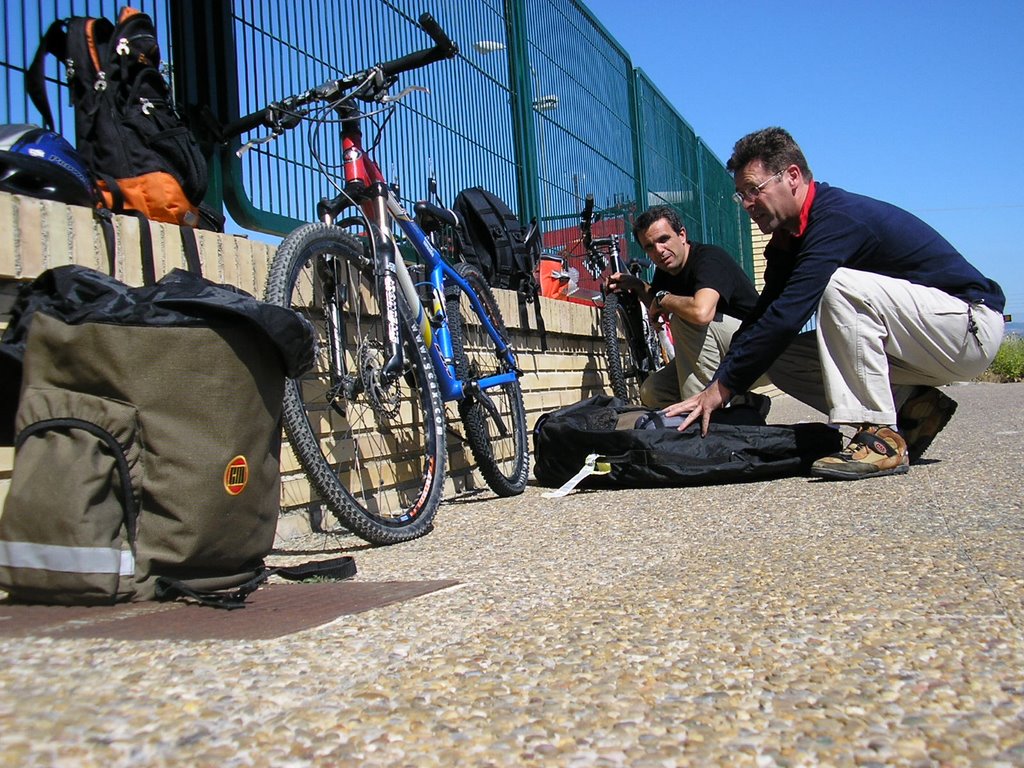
607, 205, 760, 409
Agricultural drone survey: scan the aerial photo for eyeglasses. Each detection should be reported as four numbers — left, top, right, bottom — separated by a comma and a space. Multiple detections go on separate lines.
732, 170, 785, 205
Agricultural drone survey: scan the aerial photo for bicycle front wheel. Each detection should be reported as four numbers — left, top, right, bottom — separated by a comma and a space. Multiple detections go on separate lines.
601, 291, 659, 404
445, 262, 529, 496
266, 223, 446, 545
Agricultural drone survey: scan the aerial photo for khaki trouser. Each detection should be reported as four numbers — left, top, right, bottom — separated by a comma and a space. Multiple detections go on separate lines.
768, 268, 1005, 425
640, 312, 744, 409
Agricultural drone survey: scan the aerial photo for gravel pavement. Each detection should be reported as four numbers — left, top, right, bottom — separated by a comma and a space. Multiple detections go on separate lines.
1, 381, 1022, 767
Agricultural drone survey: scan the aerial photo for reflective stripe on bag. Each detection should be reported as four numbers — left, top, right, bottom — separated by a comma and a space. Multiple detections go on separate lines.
0, 541, 135, 576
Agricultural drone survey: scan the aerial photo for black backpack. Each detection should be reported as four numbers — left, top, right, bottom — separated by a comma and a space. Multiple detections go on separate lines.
533, 395, 843, 492
453, 187, 532, 289
452, 186, 545, 344
26, 7, 209, 228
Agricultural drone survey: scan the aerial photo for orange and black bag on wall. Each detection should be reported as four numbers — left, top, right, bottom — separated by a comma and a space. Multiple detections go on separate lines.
25, 7, 208, 227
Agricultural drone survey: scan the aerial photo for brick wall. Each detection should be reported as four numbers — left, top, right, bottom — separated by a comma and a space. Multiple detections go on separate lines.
749, 218, 770, 291
0, 192, 617, 523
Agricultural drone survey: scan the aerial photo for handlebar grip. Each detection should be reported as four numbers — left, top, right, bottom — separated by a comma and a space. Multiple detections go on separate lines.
582, 194, 594, 222
219, 107, 275, 142
419, 12, 459, 57
380, 14, 459, 78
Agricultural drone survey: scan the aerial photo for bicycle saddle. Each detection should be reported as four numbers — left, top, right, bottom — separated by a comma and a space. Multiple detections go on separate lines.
414, 200, 459, 232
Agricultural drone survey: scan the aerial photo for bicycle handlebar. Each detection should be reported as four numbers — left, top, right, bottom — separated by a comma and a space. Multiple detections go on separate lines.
581, 194, 594, 224
217, 12, 458, 141
381, 13, 459, 77
580, 193, 595, 248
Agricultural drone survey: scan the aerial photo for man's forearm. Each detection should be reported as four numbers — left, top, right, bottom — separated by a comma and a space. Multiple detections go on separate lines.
659, 293, 714, 326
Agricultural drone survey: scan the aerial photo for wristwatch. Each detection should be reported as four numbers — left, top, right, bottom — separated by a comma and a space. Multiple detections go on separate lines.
653, 290, 670, 310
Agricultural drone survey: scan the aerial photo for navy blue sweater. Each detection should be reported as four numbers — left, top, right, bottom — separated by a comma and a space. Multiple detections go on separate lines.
715, 182, 1005, 394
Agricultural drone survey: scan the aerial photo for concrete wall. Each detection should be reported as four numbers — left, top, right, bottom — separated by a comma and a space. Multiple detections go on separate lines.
0, 193, 617, 525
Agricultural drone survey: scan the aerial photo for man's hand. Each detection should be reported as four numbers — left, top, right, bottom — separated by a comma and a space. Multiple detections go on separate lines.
661, 380, 732, 437
606, 271, 643, 294
647, 300, 667, 324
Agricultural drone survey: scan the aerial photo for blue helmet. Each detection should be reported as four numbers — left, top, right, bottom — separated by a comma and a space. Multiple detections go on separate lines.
0, 124, 96, 206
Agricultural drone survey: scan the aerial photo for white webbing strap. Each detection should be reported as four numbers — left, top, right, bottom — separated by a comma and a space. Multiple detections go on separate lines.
542, 453, 611, 498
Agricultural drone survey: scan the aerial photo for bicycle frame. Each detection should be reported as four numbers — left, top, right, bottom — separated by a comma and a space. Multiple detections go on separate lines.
327, 113, 521, 404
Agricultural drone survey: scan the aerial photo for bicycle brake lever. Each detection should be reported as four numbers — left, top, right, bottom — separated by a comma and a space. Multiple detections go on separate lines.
236, 131, 281, 158
381, 85, 430, 103
236, 102, 298, 157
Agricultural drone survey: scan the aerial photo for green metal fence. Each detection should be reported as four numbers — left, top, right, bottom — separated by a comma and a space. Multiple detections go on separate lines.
0, 0, 752, 276
209, 0, 523, 235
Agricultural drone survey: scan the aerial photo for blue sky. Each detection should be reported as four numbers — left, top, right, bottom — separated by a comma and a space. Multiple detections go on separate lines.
583, 0, 1024, 321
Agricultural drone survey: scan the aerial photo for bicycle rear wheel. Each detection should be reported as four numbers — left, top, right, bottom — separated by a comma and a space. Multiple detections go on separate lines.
601, 291, 660, 404
445, 262, 529, 496
266, 223, 446, 545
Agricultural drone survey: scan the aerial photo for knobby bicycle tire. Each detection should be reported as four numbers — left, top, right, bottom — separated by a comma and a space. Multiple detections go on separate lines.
265, 223, 446, 545
601, 291, 661, 404
445, 262, 529, 496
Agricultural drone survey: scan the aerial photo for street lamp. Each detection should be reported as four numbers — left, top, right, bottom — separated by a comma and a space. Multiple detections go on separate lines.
474, 40, 558, 220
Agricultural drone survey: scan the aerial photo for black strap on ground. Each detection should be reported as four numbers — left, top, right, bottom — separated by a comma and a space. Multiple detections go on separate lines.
154, 556, 358, 610
271, 556, 358, 583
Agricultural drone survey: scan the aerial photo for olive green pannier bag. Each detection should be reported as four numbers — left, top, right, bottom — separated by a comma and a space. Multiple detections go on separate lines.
0, 266, 355, 607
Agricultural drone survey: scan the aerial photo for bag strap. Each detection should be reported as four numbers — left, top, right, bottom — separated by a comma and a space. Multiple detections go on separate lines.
518, 224, 547, 349
154, 574, 263, 610
92, 207, 202, 283
121, 210, 157, 286
483, 192, 517, 287
270, 556, 358, 583
541, 453, 613, 498
92, 208, 118, 276
26, 20, 68, 132
179, 226, 203, 275
154, 555, 358, 610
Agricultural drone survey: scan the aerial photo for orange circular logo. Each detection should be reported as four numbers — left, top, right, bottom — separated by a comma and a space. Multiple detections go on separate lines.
224, 456, 249, 495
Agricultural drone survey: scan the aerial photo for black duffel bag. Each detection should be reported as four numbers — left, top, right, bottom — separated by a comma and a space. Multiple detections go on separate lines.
533, 395, 842, 492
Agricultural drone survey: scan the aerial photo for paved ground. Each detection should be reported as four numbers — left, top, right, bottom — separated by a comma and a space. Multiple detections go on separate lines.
1, 381, 1022, 767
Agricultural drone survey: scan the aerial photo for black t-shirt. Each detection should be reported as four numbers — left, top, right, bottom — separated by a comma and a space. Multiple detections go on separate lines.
649, 242, 757, 320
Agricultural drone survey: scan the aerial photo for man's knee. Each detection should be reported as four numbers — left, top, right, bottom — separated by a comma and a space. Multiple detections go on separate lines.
639, 365, 679, 409
819, 267, 864, 316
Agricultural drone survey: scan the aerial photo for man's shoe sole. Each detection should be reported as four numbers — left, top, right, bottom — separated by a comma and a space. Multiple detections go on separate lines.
899, 388, 958, 464
810, 462, 910, 481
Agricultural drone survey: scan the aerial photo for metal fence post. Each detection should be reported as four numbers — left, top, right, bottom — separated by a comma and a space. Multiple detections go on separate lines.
168, 1, 233, 216
696, 139, 710, 244
169, 0, 298, 234
505, 0, 542, 226
626, 71, 643, 240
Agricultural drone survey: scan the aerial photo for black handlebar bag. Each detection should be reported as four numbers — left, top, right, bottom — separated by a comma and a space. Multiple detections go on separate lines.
0, 266, 316, 605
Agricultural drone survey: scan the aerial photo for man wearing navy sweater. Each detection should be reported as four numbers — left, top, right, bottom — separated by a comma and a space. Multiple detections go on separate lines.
665, 127, 1005, 480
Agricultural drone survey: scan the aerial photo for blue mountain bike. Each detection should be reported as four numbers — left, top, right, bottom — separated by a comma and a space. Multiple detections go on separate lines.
223, 14, 528, 545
